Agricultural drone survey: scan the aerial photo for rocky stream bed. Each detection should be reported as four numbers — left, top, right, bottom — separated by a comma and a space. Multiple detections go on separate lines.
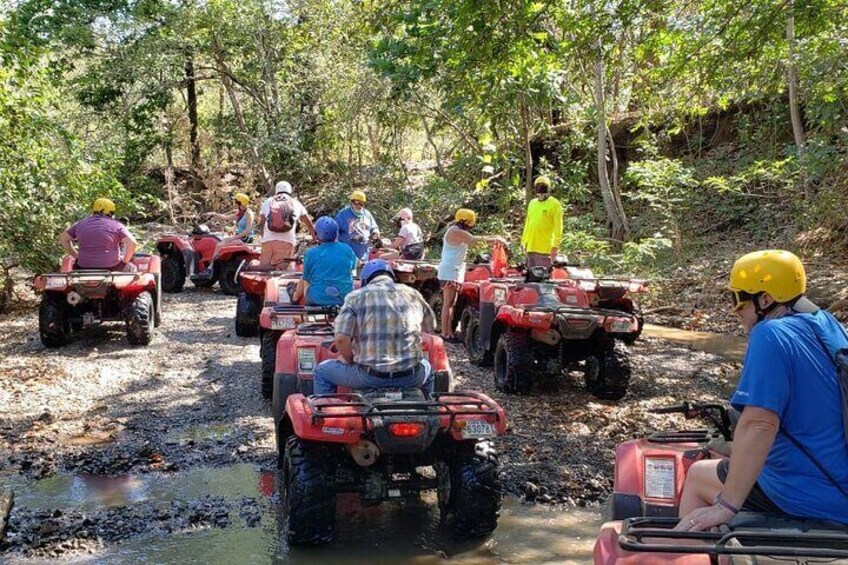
0, 286, 742, 561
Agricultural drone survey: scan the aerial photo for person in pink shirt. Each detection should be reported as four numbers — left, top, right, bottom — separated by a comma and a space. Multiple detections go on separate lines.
60, 198, 137, 271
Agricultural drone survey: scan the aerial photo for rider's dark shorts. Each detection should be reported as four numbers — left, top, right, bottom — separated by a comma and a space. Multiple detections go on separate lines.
401, 243, 424, 260
717, 459, 785, 514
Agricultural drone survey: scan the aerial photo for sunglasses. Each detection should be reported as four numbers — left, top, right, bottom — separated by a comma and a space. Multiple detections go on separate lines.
350, 200, 365, 206
728, 290, 757, 312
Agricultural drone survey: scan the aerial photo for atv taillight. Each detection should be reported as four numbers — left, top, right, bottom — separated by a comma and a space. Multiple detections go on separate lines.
388, 422, 425, 437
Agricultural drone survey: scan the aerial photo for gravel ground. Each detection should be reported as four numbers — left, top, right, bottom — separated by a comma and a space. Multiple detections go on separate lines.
0, 286, 740, 559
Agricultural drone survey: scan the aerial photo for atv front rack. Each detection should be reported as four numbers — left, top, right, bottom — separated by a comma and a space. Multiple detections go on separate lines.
305, 391, 502, 429
619, 517, 848, 560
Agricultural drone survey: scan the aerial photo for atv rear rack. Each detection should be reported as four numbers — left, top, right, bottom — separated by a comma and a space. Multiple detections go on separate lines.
618, 517, 848, 560
305, 391, 502, 428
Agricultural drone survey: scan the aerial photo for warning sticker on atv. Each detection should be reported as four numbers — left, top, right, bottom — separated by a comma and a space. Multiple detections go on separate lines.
462, 420, 495, 439
644, 457, 676, 499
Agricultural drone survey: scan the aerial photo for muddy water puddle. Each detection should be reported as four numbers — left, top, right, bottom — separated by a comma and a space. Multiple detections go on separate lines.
643, 323, 746, 361
0, 463, 262, 512
85, 497, 601, 565
3, 464, 602, 564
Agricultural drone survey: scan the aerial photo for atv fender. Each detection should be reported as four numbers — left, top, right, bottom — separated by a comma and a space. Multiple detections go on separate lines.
479, 301, 496, 351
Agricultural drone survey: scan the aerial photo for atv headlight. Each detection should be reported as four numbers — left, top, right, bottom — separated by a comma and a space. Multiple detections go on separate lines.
297, 348, 316, 373
644, 457, 676, 499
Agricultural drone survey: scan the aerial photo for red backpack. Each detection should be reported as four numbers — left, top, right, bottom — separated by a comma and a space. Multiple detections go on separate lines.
267, 193, 296, 232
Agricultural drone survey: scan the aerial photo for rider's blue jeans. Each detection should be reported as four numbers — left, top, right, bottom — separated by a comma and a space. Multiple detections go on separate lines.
313, 359, 433, 396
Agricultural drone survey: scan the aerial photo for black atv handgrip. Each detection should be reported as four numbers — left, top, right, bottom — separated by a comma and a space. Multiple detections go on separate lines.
649, 403, 689, 414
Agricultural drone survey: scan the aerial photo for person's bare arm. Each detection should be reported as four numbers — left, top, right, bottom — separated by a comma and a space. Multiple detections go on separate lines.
300, 214, 316, 239
292, 279, 310, 303
60, 231, 78, 258
121, 235, 137, 264
446, 226, 506, 247
256, 214, 266, 233
721, 406, 778, 507
676, 406, 778, 531
334, 334, 354, 364
205, 212, 237, 222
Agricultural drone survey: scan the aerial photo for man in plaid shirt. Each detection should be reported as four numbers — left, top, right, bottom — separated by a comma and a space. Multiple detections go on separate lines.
313, 259, 437, 395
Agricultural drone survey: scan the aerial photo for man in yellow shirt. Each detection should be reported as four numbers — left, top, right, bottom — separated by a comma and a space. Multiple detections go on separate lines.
521, 175, 563, 268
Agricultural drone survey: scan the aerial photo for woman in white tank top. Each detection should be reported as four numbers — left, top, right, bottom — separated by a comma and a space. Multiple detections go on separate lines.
437, 208, 506, 341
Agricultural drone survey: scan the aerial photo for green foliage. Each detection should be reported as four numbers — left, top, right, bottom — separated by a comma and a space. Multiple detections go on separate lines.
0, 40, 130, 272
624, 158, 698, 250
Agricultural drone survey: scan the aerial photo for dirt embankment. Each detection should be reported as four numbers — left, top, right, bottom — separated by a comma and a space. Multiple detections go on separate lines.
0, 285, 745, 559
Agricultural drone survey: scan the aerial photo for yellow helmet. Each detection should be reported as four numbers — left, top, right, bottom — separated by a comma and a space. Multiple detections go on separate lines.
92, 198, 116, 215
454, 208, 477, 227
534, 175, 552, 189
728, 250, 806, 303
350, 190, 367, 203
233, 192, 250, 206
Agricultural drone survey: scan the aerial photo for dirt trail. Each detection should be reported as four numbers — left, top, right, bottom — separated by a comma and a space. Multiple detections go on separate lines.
0, 287, 739, 559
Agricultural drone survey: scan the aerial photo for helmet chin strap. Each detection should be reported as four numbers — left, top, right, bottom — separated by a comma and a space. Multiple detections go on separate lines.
752, 294, 778, 323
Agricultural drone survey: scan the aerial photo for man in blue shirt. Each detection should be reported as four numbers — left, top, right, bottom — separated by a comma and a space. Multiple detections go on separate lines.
677, 250, 848, 531
336, 190, 380, 261
292, 217, 357, 306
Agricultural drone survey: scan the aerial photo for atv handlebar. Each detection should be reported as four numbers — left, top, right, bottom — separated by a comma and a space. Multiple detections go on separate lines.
649, 401, 734, 440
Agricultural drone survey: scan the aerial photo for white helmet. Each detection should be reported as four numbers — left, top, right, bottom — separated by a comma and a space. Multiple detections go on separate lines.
397, 208, 413, 221
274, 181, 292, 195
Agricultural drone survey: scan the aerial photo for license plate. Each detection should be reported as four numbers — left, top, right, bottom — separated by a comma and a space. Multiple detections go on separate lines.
271, 316, 295, 330
462, 420, 495, 439
611, 320, 632, 333
46, 277, 67, 290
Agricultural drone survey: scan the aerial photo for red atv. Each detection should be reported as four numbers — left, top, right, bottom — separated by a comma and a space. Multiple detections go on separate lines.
271, 312, 504, 544
156, 225, 260, 295
462, 264, 639, 399
33, 254, 162, 348
389, 258, 442, 312
594, 402, 848, 564
234, 262, 304, 339
254, 273, 309, 398
609, 402, 734, 521
234, 238, 314, 338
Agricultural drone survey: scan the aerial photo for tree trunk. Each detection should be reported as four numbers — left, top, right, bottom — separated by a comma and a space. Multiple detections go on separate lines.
163, 131, 177, 226
366, 122, 381, 164
185, 57, 201, 171
213, 39, 274, 193
520, 94, 534, 204
786, 1, 805, 153
421, 116, 445, 176
594, 38, 629, 243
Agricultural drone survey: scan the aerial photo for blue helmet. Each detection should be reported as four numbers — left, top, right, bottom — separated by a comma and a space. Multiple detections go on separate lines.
315, 216, 339, 242
361, 259, 394, 285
